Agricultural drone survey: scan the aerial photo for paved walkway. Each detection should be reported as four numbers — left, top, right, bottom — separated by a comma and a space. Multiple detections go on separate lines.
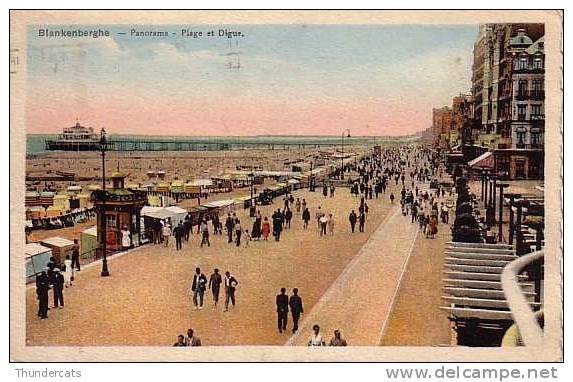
285, 202, 420, 346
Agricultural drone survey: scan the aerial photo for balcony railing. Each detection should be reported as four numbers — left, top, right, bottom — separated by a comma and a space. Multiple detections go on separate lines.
515, 143, 544, 150
501, 250, 544, 347
515, 91, 545, 101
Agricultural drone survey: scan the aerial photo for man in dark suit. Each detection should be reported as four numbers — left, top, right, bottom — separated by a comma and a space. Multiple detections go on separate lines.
71, 239, 81, 271
276, 288, 289, 333
183, 215, 192, 241
173, 223, 184, 251
52, 268, 65, 308
208, 268, 222, 307
36, 269, 50, 319
289, 288, 304, 333
191, 268, 207, 310
349, 210, 357, 233
225, 213, 235, 243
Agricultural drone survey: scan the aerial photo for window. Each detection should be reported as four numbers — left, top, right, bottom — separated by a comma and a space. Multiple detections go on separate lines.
517, 104, 527, 120
531, 132, 541, 145
106, 214, 117, 228
533, 58, 543, 69
516, 132, 526, 147
518, 80, 528, 96
518, 57, 528, 70
531, 104, 543, 116
531, 79, 544, 98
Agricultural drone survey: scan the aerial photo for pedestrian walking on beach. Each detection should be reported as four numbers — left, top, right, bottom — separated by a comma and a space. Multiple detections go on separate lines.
52, 268, 64, 309
349, 210, 357, 233
185, 328, 202, 346
322, 184, 328, 198
302, 208, 311, 229
276, 288, 289, 333
71, 239, 81, 271
191, 268, 207, 310
162, 222, 172, 247
308, 324, 326, 346
209, 268, 222, 307
329, 330, 348, 346
295, 198, 301, 213
262, 217, 271, 240
174, 222, 184, 251
330, 184, 335, 198
224, 271, 238, 312
302, 198, 307, 212
289, 288, 303, 333
390, 192, 395, 204
200, 219, 210, 247
36, 269, 49, 319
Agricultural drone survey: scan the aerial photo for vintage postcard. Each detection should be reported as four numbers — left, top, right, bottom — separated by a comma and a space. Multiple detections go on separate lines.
9, 10, 563, 362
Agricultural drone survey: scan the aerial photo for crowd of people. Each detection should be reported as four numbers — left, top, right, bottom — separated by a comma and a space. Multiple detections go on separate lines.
34, 144, 453, 347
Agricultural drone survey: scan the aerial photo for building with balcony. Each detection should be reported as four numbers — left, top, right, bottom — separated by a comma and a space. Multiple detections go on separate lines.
467, 24, 545, 180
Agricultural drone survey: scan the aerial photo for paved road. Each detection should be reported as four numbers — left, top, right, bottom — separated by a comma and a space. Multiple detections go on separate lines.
285, 202, 421, 346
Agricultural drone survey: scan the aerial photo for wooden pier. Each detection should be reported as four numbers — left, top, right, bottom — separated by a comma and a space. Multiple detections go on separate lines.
45, 137, 348, 152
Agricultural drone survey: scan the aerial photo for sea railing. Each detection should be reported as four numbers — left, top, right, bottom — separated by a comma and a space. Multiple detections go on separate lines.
501, 249, 544, 346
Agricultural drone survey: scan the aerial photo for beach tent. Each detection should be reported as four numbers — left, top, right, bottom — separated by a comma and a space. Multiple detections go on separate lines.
141, 206, 177, 221
165, 206, 187, 226
40, 236, 74, 265
25, 243, 53, 282
52, 194, 70, 212
171, 181, 184, 193
80, 226, 98, 261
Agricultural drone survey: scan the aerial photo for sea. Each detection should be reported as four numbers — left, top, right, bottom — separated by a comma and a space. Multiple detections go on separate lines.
26, 134, 415, 155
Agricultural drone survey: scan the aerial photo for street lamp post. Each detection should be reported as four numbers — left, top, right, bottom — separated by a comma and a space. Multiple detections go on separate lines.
249, 172, 256, 217
99, 128, 110, 277
341, 129, 351, 180
497, 183, 509, 243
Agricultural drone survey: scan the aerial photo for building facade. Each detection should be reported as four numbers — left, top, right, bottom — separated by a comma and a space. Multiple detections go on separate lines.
469, 23, 545, 179
432, 106, 453, 149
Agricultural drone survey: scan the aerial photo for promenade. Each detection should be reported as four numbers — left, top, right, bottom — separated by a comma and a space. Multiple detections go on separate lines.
26, 185, 396, 346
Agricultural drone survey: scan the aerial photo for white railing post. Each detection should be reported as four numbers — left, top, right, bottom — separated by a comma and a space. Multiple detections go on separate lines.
501, 250, 544, 346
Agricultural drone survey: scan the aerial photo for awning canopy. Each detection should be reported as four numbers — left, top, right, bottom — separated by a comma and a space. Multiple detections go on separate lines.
165, 206, 188, 215
468, 151, 494, 169
142, 208, 176, 220
186, 179, 213, 187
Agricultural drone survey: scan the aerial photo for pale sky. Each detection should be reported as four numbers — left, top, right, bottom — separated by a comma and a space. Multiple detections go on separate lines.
26, 24, 477, 136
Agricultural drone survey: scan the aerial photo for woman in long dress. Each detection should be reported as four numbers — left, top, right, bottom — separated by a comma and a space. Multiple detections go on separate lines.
63, 254, 73, 287
251, 211, 262, 240
327, 214, 335, 235
261, 217, 271, 240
